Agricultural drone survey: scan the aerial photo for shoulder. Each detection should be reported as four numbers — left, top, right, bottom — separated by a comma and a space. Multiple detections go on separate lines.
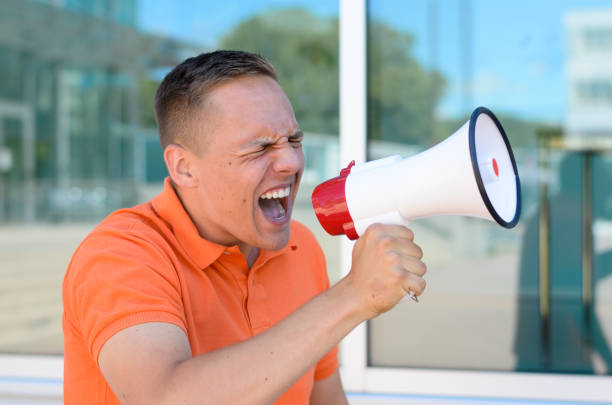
63, 203, 184, 326
64, 203, 178, 296
76, 202, 171, 258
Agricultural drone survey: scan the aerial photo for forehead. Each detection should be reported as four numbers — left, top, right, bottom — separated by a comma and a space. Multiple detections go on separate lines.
202, 75, 298, 148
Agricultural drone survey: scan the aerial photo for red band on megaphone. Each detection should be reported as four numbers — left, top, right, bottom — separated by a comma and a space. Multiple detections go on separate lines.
311, 160, 357, 239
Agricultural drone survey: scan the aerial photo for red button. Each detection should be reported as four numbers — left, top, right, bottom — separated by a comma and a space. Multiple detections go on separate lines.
492, 158, 499, 177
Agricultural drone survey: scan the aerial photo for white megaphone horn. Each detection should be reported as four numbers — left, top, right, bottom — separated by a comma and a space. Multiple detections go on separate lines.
312, 106, 521, 240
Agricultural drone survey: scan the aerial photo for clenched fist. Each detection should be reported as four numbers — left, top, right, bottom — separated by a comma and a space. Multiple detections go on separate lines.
343, 223, 427, 320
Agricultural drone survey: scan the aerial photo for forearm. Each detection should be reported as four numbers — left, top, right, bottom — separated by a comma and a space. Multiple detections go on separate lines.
159, 278, 363, 405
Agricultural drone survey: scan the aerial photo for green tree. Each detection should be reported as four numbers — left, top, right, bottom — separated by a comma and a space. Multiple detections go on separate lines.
139, 78, 159, 128
368, 21, 446, 145
220, 8, 339, 136
435, 112, 543, 148
220, 8, 446, 146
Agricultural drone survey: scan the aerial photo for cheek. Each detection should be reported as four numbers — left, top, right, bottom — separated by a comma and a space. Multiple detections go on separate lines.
296, 150, 306, 170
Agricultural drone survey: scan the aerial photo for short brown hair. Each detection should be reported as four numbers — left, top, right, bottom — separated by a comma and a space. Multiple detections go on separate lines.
154, 50, 278, 150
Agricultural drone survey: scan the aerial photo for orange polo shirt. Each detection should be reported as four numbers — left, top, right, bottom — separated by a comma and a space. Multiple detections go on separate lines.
62, 178, 338, 404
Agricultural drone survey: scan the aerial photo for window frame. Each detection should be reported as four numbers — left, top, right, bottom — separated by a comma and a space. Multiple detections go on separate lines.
0, 354, 62, 398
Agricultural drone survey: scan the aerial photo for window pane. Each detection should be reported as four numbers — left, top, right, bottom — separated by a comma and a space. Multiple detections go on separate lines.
367, 0, 612, 374
0, 0, 339, 355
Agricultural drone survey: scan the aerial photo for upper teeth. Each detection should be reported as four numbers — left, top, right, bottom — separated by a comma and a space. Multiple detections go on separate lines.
260, 186, 290, 199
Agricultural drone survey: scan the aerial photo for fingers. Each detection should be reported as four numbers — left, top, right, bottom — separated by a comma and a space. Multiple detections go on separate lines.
361, 224, 416, 249
398, 254, 427, 277
381, 250, 426, 277
348, 222, 428, 317
394, 241, 423, 261
367, 223, 415, 242
401, 269, 427, 298
364, 224, 424, 261
381, 245, 427, 300
385, 252, 426, 297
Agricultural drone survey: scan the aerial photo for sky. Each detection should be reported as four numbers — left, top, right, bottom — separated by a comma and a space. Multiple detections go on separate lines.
370, 0, 612, 122
138, 0, 612, 123
138, 0, 338, 46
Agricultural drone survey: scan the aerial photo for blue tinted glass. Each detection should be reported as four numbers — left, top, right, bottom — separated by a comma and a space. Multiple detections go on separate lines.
368, 0, 612, 375
0, 0, 338, 354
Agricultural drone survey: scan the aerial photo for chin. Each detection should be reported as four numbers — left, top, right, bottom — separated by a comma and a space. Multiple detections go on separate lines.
259, 230, 291, 251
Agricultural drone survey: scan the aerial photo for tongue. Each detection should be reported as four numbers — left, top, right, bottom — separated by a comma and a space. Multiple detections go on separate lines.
259, 198, 284, 220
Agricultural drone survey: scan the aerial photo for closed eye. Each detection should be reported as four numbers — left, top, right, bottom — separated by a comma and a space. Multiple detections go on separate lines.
289, 132, 303, 147
247, 131, 303, 155
252, 144, 271, 154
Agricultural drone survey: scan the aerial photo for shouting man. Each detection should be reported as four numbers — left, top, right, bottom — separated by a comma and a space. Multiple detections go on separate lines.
63, 50, 426, 404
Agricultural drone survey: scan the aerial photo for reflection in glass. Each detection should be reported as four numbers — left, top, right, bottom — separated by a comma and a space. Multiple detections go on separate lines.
0, 0, 340, 354
517, 151, 612, 373
367, 0, 612, 374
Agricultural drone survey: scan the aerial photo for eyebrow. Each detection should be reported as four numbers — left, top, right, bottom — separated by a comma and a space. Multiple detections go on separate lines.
248, 130, 303, 147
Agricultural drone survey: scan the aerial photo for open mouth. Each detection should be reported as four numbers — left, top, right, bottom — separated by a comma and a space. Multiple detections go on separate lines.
258, 186, 290, 222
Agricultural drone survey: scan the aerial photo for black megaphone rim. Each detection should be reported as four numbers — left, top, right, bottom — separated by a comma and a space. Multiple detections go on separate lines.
468, 106, 521, 228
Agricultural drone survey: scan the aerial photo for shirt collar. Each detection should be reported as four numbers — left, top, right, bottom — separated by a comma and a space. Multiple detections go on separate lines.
152, 177, 298, 269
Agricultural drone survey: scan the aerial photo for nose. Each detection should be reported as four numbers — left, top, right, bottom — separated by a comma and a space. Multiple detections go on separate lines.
271, 143, 303, 175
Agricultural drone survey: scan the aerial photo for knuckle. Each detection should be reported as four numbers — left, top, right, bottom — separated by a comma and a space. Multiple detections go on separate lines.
391, 267, 405, 282
404, 227, 415, 241
383, 250, 400, 265
363, 224, 383, 242
367, 223, 384, 235
378, 235, 394, 249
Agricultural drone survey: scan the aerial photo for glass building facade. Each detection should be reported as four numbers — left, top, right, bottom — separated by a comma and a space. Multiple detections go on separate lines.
366, 0, 612, 376
1, 0, 612, 402
0, 0, 341, 357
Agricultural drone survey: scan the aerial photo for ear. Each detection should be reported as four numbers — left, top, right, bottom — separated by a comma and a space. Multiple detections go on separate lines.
164, 144, 198, 188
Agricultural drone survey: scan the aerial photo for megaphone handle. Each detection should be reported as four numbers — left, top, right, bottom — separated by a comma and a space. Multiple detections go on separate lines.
356, 213, 418, 303
354, 211, 410, 237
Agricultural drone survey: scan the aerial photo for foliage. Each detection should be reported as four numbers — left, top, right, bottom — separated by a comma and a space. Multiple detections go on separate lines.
220, 8, 339, 136
434, 112, 545, 149
368, 21, 446, 145
153, 7, 546, 149
140, 78, 159, 128
220, 8, 448, 145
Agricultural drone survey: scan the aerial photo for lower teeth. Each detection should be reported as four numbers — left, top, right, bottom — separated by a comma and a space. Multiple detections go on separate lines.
276, 199, 286, 217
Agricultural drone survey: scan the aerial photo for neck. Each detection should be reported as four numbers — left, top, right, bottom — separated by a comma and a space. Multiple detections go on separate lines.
173, 182, 260, 268
239, 244, 260, 268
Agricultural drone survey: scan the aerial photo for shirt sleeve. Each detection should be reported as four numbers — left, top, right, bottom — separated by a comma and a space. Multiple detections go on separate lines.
64, 229, 187, 365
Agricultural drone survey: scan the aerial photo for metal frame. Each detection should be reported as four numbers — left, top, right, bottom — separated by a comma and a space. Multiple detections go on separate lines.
0, 99, 36, 222
339, 0, 368, 391
0, 355, 62, 398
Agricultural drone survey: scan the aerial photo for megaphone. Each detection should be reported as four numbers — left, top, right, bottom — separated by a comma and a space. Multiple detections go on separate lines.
312, 106, 521, 240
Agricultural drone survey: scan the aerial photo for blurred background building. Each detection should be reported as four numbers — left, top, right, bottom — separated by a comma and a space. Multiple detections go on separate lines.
1, 0, 612, 404
566, 9, 612, 138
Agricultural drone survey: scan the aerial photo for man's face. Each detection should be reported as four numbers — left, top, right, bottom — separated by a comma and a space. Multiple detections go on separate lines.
187, 75, 305, 251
